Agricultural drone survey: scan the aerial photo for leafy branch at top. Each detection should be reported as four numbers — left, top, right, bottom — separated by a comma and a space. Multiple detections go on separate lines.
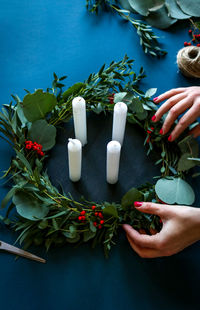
86, 0, 167, 57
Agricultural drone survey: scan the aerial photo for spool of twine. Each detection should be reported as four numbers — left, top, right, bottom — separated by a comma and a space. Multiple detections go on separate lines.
177, 46, 200, 78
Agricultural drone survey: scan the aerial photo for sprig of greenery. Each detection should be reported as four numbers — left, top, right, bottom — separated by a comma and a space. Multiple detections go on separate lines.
86, 0, 167, 57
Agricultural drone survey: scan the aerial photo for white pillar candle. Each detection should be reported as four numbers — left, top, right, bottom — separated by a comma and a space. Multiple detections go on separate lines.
106, 140, 121, 184
112, 102, 127, 146
72, 96, 87, 146
68, 138, 82, 182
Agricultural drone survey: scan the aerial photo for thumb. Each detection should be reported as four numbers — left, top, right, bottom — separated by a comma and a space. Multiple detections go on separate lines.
189, 124, 200, 138
134, 201, 170, 218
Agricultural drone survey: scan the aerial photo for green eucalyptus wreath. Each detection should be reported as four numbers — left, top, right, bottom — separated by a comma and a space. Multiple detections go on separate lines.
0, 55, 199, 257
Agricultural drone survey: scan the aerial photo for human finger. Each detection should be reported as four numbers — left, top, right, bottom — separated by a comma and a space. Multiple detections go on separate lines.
123, 224, 160, 248
152, 92, 188, 122
153, 88, 186, 104
189, 124, 200, 138
161, 97, 192, 135
126, 234, 161, 258
169, 104, 200, 141
133, 201, 170, 218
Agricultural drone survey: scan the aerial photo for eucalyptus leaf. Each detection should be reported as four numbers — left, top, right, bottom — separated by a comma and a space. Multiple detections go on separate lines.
65, 234, 80, 243
83, 230, 96, 242
165, 0, 191, 19
177, 0, 200, 17
145, 4, 177, 29
178, 135, 199, 157
128, 0, 165, 16
62, 82, 85, 101
155, 178, 195, 205
129, 97, 144, 113
29, 119, 56, 151
178, 153, 197, 171
13, 192, 49, 220
145, 88, 157, 98
103, 204, 118, 218
22, 89, 57, 122
114, 92, 127, 104
121, 187, 143, 209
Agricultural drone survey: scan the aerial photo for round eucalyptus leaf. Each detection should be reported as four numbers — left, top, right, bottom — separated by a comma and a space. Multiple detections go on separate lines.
178, 153, 197, 171
145, 4, 177, 29
128, 0, 165, 16
177, 0, 200, 17
155, 178, 195, 205
22, 89, 57, 122
29, 119, 56, 151
13, 192, 49, 221
165, 0, 191, 19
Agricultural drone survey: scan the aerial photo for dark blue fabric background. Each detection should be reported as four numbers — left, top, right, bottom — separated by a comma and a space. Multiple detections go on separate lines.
1, 1, 200, 310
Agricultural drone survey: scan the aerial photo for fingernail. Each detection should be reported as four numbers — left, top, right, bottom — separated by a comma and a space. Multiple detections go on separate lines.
134, 201, 143, 207
153, 97, 159, 103
159, 128, 163, 135
168, 134, 172, 142
151, 115, 156, 122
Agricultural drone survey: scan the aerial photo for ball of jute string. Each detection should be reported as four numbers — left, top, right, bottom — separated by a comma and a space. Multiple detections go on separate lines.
177, 46, 200, 78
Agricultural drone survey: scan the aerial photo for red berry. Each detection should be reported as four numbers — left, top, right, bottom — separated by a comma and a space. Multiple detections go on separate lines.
100, 220, 104, 225
98, 225, 102, 229
80, 210, 86, 215
188, 29, 192, 34
95, 212, 98, 217
150, 127, 154, 130
92, 205, 96, 210
184, 42, 188, 46
81, 216, 86, 221
146, 136, 150, 143
93, 222, 97, 227
38, 151, 44, 156
147, 130, 152, 134
25, 144, 32, 150
197, 44, 200, 47
78, 216, 82, 221
187, 42, 192, 46
98, 212, 103, 219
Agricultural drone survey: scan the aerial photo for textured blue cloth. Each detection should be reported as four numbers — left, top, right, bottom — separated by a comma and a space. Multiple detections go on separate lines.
0, 1, 200, 310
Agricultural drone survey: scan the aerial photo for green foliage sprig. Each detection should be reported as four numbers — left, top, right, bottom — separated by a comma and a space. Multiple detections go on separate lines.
86, 0, 167, 57
0, 55, 199, 257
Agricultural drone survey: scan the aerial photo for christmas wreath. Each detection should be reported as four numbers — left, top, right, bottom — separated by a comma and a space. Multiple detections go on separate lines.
0, 55, 199, 257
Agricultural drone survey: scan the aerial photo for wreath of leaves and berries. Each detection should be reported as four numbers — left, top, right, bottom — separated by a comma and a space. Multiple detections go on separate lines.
0, 55, 199, 257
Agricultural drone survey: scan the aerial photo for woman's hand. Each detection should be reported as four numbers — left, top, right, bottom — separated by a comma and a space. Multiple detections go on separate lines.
151, 86, 200, 141
123, 202, 200, 258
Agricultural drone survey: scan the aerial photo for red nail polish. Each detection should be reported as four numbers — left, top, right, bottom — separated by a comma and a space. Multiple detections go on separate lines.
159, 128, 163, 135
134, 201, 143, 207
168, 134, 172, 141
153, 97, 159, 102
151, 115, 156, 122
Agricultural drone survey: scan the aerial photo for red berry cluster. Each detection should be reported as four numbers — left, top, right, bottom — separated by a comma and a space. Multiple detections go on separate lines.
92, 205, 104, 229
146, 127, 154, 144
108, 93, 115, 104
25, 141, 45, 156
78, 210, 86, 222
184, 29, 200, 47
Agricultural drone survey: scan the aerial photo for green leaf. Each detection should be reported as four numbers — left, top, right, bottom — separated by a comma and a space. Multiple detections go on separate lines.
145, 88, 157, 98
22, 89, 57, 122
90, 221, 97, 233
62, 83, 85, 101
165, 0, 191, 19
65, 234, 80, 243
13, 192, 49, 220
103, 204, 118, 218
29, 119, 56, 151
15, 150, 32, 174
1, 187, 16, 209
16, 104, 28, 127
129, 97, 144, 113
145, 4, 177, 29
178, 153, 197, 171
155, 177, 195, 205
178, 135, 199, 157
177, 0, 200, 17
121, 187, 143, 209
128, 0, 165, 16
83, 230, 96, 242
114, 92, 127, 104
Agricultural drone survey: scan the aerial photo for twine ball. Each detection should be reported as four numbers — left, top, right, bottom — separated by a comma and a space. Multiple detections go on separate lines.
177, 46, 200, 78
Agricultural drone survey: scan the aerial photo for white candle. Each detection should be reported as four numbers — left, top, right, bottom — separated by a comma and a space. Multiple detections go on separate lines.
68, 138, 82, 182
72, 96, 87, 146
112, 102, 127, 146
106, 141, 121, 184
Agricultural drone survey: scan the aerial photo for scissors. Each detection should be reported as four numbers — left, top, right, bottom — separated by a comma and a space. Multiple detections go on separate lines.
0, 240, 46, 263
